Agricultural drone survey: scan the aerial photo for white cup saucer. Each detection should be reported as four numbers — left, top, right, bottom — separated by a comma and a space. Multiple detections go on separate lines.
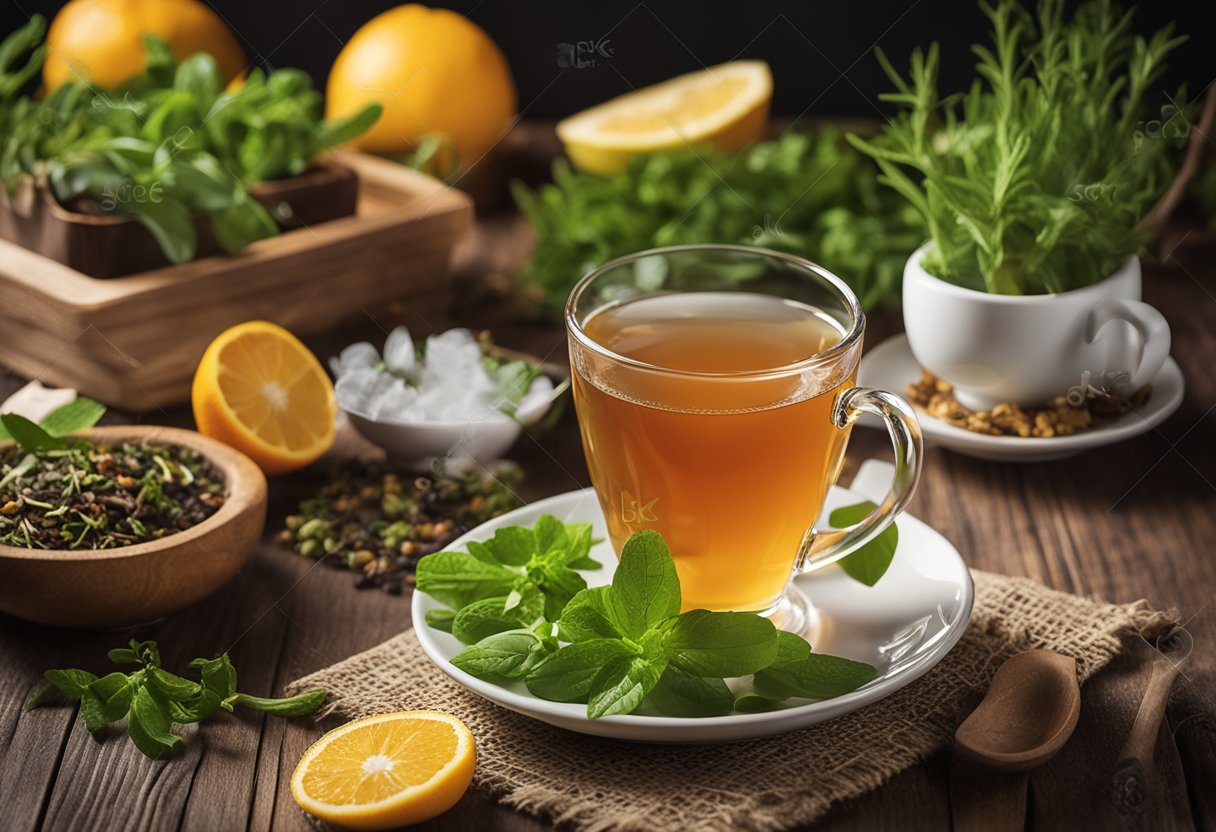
858, 334, 1184, 462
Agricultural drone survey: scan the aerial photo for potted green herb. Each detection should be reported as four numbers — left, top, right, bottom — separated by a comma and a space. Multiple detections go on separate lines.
0, 16, 381, 277
849, 0, 1186, 409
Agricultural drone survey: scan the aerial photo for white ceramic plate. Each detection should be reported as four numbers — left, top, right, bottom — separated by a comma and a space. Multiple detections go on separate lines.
411, 461, 973, 743
858, 334, 1185, 462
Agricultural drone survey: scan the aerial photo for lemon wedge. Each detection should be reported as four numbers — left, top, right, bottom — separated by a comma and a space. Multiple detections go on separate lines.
556, 60, 772, 175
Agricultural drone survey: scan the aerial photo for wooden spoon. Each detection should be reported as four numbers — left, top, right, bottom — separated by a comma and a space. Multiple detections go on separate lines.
1106, 625, 1193, 824
955, 649, 1082, 771
950, 650, 1082, 832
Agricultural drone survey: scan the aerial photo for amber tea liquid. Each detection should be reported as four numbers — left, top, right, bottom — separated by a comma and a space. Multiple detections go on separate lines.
573, 292, 856, 612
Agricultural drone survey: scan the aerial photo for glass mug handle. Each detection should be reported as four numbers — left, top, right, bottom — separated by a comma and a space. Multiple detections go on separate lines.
794, 387, 923, 573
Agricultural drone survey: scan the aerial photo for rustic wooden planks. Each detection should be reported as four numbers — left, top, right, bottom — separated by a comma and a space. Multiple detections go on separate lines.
0, 153, 1213, 831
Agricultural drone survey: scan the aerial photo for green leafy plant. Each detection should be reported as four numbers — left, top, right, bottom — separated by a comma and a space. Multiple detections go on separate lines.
513, 127, 925, 314
0, 396, 105, 451
416, 514, 603, 640
420, 520, 881, 719
0, 16, 381, 264
26, 639, 325, 759
848, 0, 1187, 294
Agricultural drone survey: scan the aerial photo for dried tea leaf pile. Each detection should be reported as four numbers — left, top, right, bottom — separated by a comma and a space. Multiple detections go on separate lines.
906, 371, 1151, 438
0, 442, 225, 549
279, 461, 523, 594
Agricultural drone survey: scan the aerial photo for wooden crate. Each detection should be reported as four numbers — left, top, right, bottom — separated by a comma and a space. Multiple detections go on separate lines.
0, 152, 472, 411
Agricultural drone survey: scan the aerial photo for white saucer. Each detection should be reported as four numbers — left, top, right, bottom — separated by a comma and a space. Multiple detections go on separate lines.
412, 461, 973, 743
858, 334, 1185, 462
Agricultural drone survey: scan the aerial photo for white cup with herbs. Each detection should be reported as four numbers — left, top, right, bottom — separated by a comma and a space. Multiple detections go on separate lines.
849, 0, 1187, 413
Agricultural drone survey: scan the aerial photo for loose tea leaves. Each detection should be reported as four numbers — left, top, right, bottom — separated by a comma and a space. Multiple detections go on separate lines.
0, 440, 225, 549
906, 370, 1152, 437
29, 639, 326, 759
279, 461, 524, 594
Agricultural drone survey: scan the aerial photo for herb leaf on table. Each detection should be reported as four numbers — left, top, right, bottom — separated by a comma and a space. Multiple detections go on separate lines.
30, 639, 326, 759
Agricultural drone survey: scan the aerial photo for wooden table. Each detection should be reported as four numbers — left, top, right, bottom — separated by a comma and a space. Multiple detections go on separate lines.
1, 195, 1214, 832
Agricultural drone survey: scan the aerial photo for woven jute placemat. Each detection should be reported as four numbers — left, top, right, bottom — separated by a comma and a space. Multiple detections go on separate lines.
286, 570, 1175, 832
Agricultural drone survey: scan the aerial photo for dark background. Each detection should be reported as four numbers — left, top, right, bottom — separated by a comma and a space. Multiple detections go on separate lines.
2, 0, 1212, 120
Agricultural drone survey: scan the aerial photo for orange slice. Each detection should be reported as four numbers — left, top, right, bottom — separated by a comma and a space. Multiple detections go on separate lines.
556, 60, 772, 175
290, 711, 476, 830
192, 321, 336, 476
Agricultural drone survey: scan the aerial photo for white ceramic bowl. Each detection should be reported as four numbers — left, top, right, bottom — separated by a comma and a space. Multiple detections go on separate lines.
902, 245, 1171, 409
343, 381, 566, 465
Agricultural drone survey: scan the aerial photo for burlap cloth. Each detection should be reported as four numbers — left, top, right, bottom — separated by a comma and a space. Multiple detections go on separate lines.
286, 570, 1176, 831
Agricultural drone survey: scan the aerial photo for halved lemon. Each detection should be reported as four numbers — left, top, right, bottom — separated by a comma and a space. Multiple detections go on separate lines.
192, 321, 336, 476
290, 711, 476, 830
556, 60, 772, 175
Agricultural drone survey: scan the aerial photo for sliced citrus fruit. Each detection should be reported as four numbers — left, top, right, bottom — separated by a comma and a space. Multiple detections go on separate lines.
556, 60, 772, 175
290, 711, 476, 831
192, 321, 336, 476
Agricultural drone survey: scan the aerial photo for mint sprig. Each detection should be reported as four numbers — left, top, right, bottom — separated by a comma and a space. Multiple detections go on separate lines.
429, 526, 879, 720
416, 514, 603, 644
26, 639, 325, 759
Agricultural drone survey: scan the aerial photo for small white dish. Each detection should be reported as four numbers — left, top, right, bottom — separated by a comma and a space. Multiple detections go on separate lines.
343, 379, 567, 465
858, 334, 1185, 462
411, 461, 974, 743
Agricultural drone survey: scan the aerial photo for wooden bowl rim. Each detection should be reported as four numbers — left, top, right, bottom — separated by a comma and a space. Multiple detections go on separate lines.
0, 425, 267, 562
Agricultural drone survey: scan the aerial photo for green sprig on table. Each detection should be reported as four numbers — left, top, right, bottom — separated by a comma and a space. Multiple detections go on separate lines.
847, 0, 1187, 295
417, 516, 884, 719
27, 639, 326, 759
513, 128, 925, 314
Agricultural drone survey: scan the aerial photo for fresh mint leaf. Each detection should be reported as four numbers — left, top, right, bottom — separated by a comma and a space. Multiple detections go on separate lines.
587, 655, 666, 719
451, 591, 543, 645
533, 514, 566, 554
533, 560, 588, 620
483, 526, 536, 566
106, 647, 140, 665
753, 633, 878, 701
644, 669, 734, 717
414, 551, 517, 609
557, 586, 623, 642
0, 413, 65, 453
42, 668, 97, 699
148, 668, 201, 702
79, 672, 135, 732
830, 501, 898, 587
733, 694, 789, 713
452, 629, 553, 679
611, 530, 681, 637
425, 608, 456, 633
38, 397, 105, 438
128, 687, 181, 759
560, 522, 602, 570
661, 610, 779, 678
525, 639, 634, 703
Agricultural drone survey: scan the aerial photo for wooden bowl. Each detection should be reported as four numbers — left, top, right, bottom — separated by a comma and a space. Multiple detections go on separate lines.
0, 426, 267, 628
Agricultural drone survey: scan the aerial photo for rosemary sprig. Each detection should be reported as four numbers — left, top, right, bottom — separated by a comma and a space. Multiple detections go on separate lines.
848, 0, 1188, 294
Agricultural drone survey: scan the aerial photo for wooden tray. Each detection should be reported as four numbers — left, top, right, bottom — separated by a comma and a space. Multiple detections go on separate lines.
0, 161, 360, 278
0, 151, 472, 411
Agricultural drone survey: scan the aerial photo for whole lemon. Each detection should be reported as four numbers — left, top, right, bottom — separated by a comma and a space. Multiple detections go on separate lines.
326, 4, 516, 166
44, 0, 245, 91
